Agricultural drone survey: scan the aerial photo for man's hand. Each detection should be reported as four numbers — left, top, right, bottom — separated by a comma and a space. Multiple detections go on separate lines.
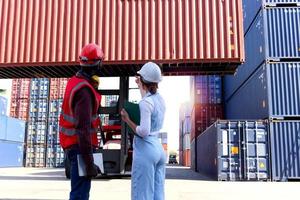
85, 164, 100, 178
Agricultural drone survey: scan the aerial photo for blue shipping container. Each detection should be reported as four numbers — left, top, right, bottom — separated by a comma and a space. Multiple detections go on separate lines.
30, 78, 49, 99
225, 62, 300, 120
269, 120, 300, 181
0, 115, 7, 140
196, 120, 269, 181
6, 117, 26, 143
225, 7, 300, 100
0, 96, 7, 115
243, 0, 300, 33
0, 140, 24, 167
0, 116, 25, 143
191, 76, 222, 104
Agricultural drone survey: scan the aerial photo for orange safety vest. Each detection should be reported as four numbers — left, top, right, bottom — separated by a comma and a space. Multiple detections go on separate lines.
59, 76, 101, 149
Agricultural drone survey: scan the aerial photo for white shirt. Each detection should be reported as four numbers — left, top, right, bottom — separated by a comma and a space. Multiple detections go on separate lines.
136, 97, 155, 137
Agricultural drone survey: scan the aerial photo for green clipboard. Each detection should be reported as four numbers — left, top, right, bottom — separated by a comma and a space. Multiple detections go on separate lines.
124, 101, 140, 136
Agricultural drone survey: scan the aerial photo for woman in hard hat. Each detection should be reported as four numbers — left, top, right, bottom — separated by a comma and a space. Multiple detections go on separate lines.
121, 62, 166, 200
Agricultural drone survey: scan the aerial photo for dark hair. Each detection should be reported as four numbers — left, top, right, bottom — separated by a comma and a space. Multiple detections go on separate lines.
140, 78, 158, 94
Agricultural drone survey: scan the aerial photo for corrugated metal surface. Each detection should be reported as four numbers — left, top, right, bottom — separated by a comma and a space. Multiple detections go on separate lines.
0, 115, 26, 142
191, 104, 224, 140
243, 0, 300, 33
197, 120, 269, 181
225, 62, 300, 119
182, 149, 191, 167
183, 134, 190, 150
11, 79, 30, 99
0, 140, 24, 167
0, 0, 244, 78
265, 7, 300, 60
25, 143, 46, 167
265, 0, 300, 4
6, 117, 26, 143
0, 115, 7, 140
225, 7, 300, 100
190, 139, 196, 171
269, 120, 300, 181
0, 96, 7, 115
191, 75, 222, 105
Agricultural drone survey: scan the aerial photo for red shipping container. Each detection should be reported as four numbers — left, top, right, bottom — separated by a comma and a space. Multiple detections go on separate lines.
183, 149, 191, 167
11, 79, 31, 99
49, 78, 69, 100
10, 98, 29, 121
0, 0, 244, 78
190, 104, 224, 141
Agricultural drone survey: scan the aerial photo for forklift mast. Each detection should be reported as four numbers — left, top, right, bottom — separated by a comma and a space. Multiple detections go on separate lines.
97, 77, 132, 175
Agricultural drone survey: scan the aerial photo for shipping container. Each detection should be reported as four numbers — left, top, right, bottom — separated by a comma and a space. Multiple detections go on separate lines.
225, 62, 300, 120
191, 104, 224, 140
183, 149, 191, 167
183, 134, 191, 150
25, 144, 46, 167
0, 115, 7, 140
0, 0, 244, 78
49, 78, 68, 100
225, 7, 300, 100
0, 96, 7, 115
30, 78, 50, 99
179, 150, 183, 166
191, 76, 222, 105
0, 140, 24, 167
191, 139, 196, 171
0, 115, 26, 143
46, 144, 64, 168
6, 117, 26, 143
269, 120, 300, 181
10, 98, 29, 121
183, 116, 191, 135
243, 0, 300, 33
11, 79, 30, 99
196, 120, 269, 181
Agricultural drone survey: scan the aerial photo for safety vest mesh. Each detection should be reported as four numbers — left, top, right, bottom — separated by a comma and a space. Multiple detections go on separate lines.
59, 76, 101, 149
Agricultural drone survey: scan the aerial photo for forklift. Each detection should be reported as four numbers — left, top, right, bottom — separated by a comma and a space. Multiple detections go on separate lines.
64, 77, 134, 178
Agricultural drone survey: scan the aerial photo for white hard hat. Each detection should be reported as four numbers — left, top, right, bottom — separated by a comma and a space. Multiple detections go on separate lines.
137, 62, 162, 83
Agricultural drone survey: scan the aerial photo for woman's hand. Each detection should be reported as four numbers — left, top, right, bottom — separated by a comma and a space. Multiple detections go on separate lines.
120, 108, 130, 123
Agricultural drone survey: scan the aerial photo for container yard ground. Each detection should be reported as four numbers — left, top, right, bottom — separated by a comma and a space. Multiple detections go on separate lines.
0, 166, 299, 200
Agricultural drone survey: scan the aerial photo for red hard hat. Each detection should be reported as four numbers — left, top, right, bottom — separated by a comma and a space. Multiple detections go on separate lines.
79, 43, 104, 66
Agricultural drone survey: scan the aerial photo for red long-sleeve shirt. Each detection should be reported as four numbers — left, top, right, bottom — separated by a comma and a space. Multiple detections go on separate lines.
72, 86, 95, 167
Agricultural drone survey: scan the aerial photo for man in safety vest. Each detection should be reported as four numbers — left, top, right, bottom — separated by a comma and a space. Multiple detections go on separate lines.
59, 43, 104, 200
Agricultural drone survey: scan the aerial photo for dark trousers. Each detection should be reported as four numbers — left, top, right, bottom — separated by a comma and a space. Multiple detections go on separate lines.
67, 148, 91, 200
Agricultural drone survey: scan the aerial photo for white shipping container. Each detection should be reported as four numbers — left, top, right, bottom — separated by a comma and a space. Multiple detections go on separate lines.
183, 134, 191, 150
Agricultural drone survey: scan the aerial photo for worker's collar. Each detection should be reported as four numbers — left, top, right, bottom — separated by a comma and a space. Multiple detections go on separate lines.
76, 70, 94, 85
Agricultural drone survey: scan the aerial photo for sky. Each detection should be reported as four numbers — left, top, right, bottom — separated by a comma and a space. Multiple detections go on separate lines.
1, 76, 191, 152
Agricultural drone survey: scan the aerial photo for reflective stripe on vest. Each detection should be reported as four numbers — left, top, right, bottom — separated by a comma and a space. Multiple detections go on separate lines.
60, 126, 99, 136
61, 111, 77, 124
61, 111, 98, 124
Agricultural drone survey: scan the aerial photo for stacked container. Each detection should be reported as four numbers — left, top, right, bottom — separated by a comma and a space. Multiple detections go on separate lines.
197, 120, 269, 181
0, 115, 26, 167
10, 79, 31, 121
224, 0, 300, 181
179, 103, 191, 166
26, 78, 50, 167
190, 76, 224, 170
0, 96, 7, 115
158, 132, 168, 163
46, 78, 68, 168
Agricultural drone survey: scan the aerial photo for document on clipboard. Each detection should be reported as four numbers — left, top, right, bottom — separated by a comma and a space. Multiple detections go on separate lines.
77, 153, 104, 176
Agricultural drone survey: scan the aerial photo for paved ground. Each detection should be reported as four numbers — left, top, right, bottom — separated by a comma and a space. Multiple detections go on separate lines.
0, 165, 299, 200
